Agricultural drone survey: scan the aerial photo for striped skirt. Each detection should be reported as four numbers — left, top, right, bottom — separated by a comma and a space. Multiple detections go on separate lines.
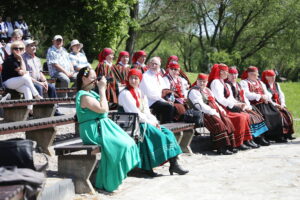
278, 107, 294, 135
246, 106, 268, 137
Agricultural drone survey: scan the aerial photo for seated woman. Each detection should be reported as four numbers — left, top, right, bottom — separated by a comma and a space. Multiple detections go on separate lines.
163, 63, 188, 121
240, 66, 286, 143
1, 41, 42, 113
131, 50, 147, 73
69, 39, 90, 73
165, 55, 191, 86
75, 67, 140, 192
226, 67, 268, 147
261, 69, 294, 140
115, 51, 130, 85
118, 69, 188, 176
208, 64, 252, 151
188, 73, 236, 155
95, 48, 120, 109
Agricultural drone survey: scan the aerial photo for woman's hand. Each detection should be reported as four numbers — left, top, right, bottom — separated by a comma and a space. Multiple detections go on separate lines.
97, 76, 107, 90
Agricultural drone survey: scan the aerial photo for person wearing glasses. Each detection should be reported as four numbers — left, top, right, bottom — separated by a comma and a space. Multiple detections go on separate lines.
22, 39, 63, 116
46, 35, 76, 97
1, 41, 42, 112
4, 29, 23, 56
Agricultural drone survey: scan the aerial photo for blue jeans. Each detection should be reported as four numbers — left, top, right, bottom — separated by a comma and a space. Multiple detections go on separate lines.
34, 82, 57, 98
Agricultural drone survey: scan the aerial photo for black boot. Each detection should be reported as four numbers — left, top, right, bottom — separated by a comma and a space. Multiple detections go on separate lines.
255, 135, 270, 146
143, 169, 160, 177
169, 157, 189, 175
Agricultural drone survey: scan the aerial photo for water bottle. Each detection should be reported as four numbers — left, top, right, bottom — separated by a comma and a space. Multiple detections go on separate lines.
169, 93, 175, 103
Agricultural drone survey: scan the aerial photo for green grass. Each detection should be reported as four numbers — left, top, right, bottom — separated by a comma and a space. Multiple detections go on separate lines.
186, 72, 300, 137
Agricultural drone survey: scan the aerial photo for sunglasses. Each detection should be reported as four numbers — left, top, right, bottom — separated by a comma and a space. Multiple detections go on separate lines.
13, 47, 24, 51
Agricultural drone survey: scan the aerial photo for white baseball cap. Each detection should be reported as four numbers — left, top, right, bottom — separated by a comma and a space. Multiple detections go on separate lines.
24, 39, 38, 46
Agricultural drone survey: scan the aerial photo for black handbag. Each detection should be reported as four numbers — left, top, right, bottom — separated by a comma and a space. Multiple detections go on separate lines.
183, 109, 204, 127
110, 112, 142, 142
0, 138, 48, 171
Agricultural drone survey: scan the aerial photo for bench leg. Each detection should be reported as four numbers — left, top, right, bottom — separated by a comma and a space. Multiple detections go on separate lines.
26, 127, 56, 155
3, 107, 29, 122
179, 129, 195, 154
33, 104, 56, 118
173, 131, 183, 144
57, 155, 97, 194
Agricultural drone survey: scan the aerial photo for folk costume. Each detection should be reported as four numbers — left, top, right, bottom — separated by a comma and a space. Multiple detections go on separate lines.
261, 70, 294, 138
115, 51, 130, 85
76, 89, 140, 192
165, 55, 191, 86
240, 67, 285, 142
227, 67, 268, 138
188, 73, 236, 154
131, 50, 147, 73
95, 48, 120, 108
118, 69, 187, 175
209, 64, 252, 149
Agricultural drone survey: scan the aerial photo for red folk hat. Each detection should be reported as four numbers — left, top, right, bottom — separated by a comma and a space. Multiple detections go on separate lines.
241, 66, 259, 80
166, 55, 179, 68
116, 51, 130, 64
168, 63, 180, 69
207, 64, 229, 87
127, 68, 143, 81
132, 50, 147, 64
191, 73, 208, 87
98, 48, 114, 63
229, 67, 238, 74
261, 69, 276, 84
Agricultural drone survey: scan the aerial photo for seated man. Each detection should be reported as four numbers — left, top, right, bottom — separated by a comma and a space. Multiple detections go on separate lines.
46, 35, 76, 97
139, 57, 175, 124
23, 39, 63, 116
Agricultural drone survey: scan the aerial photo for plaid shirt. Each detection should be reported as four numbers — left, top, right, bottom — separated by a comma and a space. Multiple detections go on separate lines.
69, 52, 90, 72
46, 45, 72, 77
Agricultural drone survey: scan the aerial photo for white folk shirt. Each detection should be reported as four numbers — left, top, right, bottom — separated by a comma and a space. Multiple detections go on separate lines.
139, 69, 168, 106
163, 75, 188, 98
210, 79, 235, 108
228, 82, 252, 110
267, 83, 286, 107
118, 88, 159, 125
240, 79, 273, 104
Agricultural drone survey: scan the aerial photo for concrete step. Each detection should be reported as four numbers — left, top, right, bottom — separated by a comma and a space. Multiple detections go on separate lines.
37, 178, 75, 200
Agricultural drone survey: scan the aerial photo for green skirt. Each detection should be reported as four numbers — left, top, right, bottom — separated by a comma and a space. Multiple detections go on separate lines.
137, 123, 182, 170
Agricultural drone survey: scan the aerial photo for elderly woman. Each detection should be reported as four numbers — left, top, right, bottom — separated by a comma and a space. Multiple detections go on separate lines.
4, 29, 23, 55
69, 39, 90, 73
95, 48, 120, 108
115, 51, 130, 85
132, 50, 147, 73
118, 69, 188, 176
188, 73, 236, 155
226, 67, 268, 147
1, 41, 42, 112
261, 69, 294, 140
139, 57, 176, 124
165, 55, 191, 86
75, 67, 140, 192
208, 64, 252, 150
240, 66, 286, 143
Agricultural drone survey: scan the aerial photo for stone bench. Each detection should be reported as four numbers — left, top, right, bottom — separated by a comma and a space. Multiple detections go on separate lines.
162, 122, 195, 154
0, 115, 75, 155
0, 97, 75, 122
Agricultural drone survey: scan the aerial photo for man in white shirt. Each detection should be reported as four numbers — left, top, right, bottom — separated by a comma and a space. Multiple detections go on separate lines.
139, 57, 175, 124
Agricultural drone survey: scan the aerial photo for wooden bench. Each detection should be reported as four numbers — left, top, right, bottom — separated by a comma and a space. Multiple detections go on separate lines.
0, 185, 24, 200
0, 97, 75, 122
0, 115, 75, 155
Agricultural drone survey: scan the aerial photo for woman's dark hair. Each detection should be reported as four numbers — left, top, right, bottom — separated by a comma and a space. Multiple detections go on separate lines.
76, 66, 91, 91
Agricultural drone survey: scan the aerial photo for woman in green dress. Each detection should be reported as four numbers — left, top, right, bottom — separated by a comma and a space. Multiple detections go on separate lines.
75, 67, 140, 192
118, 69, 189, 177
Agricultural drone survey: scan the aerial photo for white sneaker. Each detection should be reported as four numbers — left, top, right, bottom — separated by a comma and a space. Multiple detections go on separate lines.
0, 93, 11, 102
34, 95, 43, 100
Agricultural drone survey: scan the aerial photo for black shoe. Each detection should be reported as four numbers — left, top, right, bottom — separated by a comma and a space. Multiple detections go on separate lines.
217, 147, 233, 155
144, 169, 160, 177
244, 140, 259, 149
238, 144, 250, 151
275, 137, 288, 143
54, 110, 64, 116
169, 157, 189, 175
285, 135, 296, 140
250, 140, 260, 148
229, 147, 238, 153
257, 136, 270, 146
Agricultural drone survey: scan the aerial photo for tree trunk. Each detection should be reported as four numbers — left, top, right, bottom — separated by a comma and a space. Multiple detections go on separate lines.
125, 2, 139, 60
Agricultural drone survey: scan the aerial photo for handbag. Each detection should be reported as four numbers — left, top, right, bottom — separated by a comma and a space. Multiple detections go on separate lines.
0, 138, 48, 172
183, 109, 204, 127
110, 112, 142, 142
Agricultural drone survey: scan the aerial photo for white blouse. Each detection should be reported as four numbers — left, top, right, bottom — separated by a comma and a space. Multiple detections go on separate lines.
228, 82, 252, 110
188, 87, 225, 116
139, 70, 168, 106
240, 79, 273, 103
210, 79, 235, 109
163, 76, 188, 98
267, 83, 286, 107
118, 88, 159, 125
